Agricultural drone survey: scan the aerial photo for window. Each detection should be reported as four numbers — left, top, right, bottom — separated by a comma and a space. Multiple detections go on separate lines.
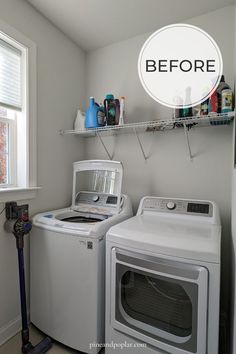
0, 20, 37, 201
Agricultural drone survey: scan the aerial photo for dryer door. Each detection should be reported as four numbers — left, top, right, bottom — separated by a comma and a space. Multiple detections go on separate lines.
111, 248, 208, 354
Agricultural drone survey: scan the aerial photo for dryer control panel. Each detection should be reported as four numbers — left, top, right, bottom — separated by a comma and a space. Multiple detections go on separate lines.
141, 197, 213, 217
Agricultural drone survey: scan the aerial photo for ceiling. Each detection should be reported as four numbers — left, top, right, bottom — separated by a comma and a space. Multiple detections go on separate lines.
27, 0, 235, 51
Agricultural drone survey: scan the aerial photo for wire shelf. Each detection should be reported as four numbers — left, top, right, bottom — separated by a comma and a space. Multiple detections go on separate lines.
59, 111, 234, 161
59, 111, 234, 137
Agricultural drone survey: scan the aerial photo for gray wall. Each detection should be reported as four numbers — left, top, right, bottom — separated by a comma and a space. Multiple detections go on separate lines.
0, 0, 85, 343
231, 4, 236, 353
85, 4, 234, 318
0, 0, 234, 348
231, 123, 236, 354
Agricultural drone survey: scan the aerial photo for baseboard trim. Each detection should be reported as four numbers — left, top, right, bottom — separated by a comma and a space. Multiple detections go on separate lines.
0, 316, 21, 346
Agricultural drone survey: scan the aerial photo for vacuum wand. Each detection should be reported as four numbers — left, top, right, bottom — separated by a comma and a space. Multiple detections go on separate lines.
5, 202, 52, 354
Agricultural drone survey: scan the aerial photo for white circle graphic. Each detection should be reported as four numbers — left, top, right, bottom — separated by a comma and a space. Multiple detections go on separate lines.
138, 24, 223, 108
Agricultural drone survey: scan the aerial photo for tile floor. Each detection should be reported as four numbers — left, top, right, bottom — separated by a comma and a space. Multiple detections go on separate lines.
0, 324, 95, 353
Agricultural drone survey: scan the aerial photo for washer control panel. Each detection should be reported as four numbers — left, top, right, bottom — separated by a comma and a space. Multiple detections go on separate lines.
142, 198, 213, 217
75, 192, 118, 208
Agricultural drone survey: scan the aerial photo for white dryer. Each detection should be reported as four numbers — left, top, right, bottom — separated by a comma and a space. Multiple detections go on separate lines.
106, 196, 221, 354
30, 160, 133, 354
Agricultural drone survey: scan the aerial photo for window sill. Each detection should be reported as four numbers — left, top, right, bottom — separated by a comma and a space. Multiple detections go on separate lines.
0, 187, 41, 202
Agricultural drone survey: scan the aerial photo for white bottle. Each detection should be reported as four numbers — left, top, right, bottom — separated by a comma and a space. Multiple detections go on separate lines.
74, 109, 85, 131
119, 97, 125, 125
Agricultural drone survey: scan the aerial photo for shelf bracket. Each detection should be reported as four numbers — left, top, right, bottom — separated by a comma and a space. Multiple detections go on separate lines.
96, 131, 113, 160
183, 124, 193, 160
133, 128, 148, 161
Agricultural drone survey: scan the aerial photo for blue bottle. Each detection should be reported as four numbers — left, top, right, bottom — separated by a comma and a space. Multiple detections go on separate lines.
85, 97, 105, 129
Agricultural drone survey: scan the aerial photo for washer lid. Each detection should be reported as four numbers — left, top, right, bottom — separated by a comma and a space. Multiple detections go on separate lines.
33, 205, 127, 238
72, 160, 123, 215
107, 214, 221, 263
33, 209, 105, 235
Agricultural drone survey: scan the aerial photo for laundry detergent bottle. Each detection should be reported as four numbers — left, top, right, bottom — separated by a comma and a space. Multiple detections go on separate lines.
85, 97, 105, 129
104, 94, 120, 125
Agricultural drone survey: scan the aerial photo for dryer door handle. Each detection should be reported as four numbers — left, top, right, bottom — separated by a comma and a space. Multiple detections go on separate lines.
112, 247, 207, 283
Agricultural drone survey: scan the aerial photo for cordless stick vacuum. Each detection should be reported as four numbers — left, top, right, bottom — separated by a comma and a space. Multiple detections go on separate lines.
4, 202, 52, 354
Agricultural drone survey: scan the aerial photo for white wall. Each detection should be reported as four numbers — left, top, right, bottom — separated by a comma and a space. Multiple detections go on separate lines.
85, 4, 234, 331
0, 0, 234, 349
231, 4, 236, 354
231, 124, 236, 354
0, 0, 85, 344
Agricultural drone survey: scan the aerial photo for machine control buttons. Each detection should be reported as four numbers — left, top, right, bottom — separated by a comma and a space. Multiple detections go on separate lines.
76, 192, 120, 208
92, 195, 99, 202
141, 197, 212, 216
166, 201, 176, 210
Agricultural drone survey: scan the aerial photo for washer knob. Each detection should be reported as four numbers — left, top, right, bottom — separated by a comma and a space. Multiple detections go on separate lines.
167, 201, 176, 210
93, 195, 99, 202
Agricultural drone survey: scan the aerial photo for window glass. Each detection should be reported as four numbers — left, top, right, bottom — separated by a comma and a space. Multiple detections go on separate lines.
0, 39, 22, 110
0, 120, 8, 184
121, 271, 192, 337
0, 106, 16, 186
75, 170, 120, 197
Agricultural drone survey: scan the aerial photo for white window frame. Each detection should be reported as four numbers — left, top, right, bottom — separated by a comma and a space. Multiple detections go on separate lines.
0, 19, 39, 201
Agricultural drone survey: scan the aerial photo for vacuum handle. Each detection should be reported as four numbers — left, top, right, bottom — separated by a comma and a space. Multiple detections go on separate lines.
17, 248, 29, 339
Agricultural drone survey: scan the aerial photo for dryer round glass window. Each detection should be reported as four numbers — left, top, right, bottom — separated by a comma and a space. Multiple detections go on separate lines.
121, 271, 192, 337
116, 266, 197, 352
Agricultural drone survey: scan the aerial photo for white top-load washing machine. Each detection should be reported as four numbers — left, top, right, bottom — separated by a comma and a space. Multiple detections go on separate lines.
30, 160, 133, 354
106, 196, 221, 354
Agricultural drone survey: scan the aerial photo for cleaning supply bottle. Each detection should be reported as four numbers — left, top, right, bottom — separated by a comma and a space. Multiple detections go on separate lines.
200, 99, 208, 116
119, 97, 125, 125
98, 104, 106, 125
192, 104, 201, 117
208, 89, 218, 115
217, 75, 231, 113
174, 96, 183, 118
74, 109, 85, 131
182, 107, 192, 117
221, 89, 233, 113
182, 87, 192, 117
104, 94, 120, 125
85, 97, 105, 129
